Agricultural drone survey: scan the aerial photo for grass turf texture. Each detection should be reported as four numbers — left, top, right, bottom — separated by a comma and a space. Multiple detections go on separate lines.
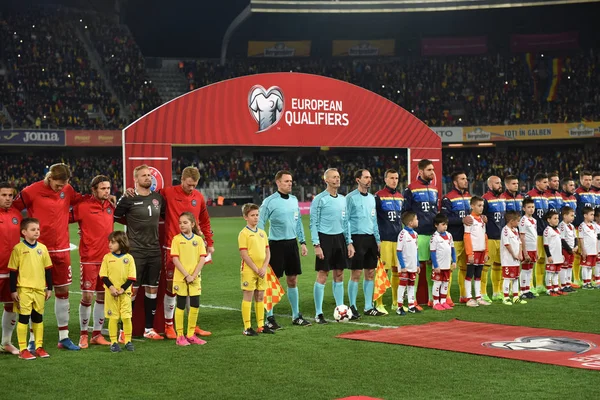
3, 216, 600, 400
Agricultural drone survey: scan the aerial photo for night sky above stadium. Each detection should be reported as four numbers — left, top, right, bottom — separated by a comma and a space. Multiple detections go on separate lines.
7, 0, 600, 58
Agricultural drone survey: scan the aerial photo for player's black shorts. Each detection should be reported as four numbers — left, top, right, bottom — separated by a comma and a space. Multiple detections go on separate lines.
130, 251, 162, 287
269, 239, 302, 278
315, 233, 349, 272
350, 234, 379, 270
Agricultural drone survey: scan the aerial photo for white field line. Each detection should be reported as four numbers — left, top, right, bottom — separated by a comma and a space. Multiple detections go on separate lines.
69, 290, 399, 329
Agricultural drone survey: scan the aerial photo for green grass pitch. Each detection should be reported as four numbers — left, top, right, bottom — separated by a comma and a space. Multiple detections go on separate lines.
3, 216, 600, 399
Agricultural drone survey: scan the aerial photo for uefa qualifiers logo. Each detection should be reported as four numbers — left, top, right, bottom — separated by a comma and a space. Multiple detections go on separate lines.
148, 166, 164, 191
248, 85, 284, 133
483, 336, 596, 354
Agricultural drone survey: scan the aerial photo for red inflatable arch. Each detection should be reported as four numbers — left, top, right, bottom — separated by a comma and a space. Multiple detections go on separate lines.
123, 73, 441, 333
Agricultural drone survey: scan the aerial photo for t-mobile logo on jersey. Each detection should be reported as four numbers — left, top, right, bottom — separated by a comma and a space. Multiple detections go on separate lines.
248, 85, 284, 132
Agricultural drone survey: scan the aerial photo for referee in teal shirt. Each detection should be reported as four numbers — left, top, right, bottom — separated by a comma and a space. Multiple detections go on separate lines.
259, 170, 311, 329
310, 168, 355, 324
346, 169, 385, 318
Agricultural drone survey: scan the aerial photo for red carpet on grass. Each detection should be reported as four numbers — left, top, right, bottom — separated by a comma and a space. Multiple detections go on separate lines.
338, 319, 600, 370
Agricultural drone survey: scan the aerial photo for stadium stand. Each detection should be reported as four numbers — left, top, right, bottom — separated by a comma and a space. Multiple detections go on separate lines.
0, 9, 123, 129
0, 151, 123, 196
181, 54, 600, 126
1, 9, 597, 129
84, 13, 162, 120
2, 144, 598, 200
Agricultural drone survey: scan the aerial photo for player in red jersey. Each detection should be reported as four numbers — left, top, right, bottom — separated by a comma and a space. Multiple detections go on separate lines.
160, 167, 214, 338
71, 175, 115, 348
0, 182, 22, 355
13, 164, 85, 351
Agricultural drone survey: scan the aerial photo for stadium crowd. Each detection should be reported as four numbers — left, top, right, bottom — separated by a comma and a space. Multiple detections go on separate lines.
1, 9, 599, 129
85, 13, 162, 120
0, 152, 122, 196
0, 8, 159, 129
0, 10, 123, 129
2, 144, 598, 197
181, 53, 600, 126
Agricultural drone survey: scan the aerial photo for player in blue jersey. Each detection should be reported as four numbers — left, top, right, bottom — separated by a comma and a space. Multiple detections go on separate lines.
441, 171, 471, 306
258, 171, 311, 328
310, 168, 354, 324
374, 169, 404, 314
482, 176, 505, 302
546, 173, 564, 215
402, 160, 438, 311
525, 173, 550, 294
501, 175, 523, 214
591, 172, 600, 209
560, 178, 577, 213
574, 171, 595, 287
346, 170, 384, 318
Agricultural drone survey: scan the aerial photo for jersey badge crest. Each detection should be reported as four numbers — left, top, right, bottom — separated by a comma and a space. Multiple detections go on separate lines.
174, 285, 179, 291
191, 199, 197, 207
152, 198, 160, 210
12, 217, 18, 225
84, 281, 92, 289
60, 192, 65, 199
106, 208, 112, 215
243, 281, 249, 287
148, 166, 165, 191
37, 249, 42, 255
107, 310, 112, 316
192, 240, 198, 247
259, 232, 264, 238
123, 258, 130, 264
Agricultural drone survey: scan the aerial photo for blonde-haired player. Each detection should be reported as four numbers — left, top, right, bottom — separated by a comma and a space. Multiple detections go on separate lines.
239, 204, 273, 336
100, 231, 136, 352
171, 212, 207, 346
9, 218, 53, 360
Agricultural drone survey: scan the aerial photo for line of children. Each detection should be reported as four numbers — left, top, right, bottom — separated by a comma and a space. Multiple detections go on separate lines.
594, 209, 600, 287
519, 198, 538, 299
99, 231, 136, 352
8, 218, 52, 360
500, 211, 525, 305
238, 204, 274, 336
395, 211, 420, 315
429, 214, 456, 311
463, 196, 490, 307
578, 207, 598, 289
558, 207, 577, 292
542, 210, 567, 296
171, 212, 207, 346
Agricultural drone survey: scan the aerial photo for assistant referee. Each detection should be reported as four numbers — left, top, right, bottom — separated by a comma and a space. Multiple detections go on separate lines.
310, 168, 355, 324
259, 170, 311, 329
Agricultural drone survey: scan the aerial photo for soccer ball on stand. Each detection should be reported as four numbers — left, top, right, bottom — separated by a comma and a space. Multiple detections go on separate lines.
333, 305, 353, 322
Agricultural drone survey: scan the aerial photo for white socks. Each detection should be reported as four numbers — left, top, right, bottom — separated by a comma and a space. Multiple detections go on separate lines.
55, 296, 70, 340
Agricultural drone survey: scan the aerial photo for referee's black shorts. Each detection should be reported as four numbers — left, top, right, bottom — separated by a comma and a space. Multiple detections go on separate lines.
315, 233, 349, 272
350, 234, 379, 270
269, 239, 302, 278
130, 251, 162, 287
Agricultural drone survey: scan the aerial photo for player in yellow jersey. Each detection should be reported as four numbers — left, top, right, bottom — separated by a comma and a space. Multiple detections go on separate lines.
171, 212, 208, 346
239, 203, 273, 336
100, 231, 136, 352
8, 218, 53, 360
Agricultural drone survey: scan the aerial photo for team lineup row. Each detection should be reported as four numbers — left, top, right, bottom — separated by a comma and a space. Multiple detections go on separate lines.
2, 161, 600, 357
